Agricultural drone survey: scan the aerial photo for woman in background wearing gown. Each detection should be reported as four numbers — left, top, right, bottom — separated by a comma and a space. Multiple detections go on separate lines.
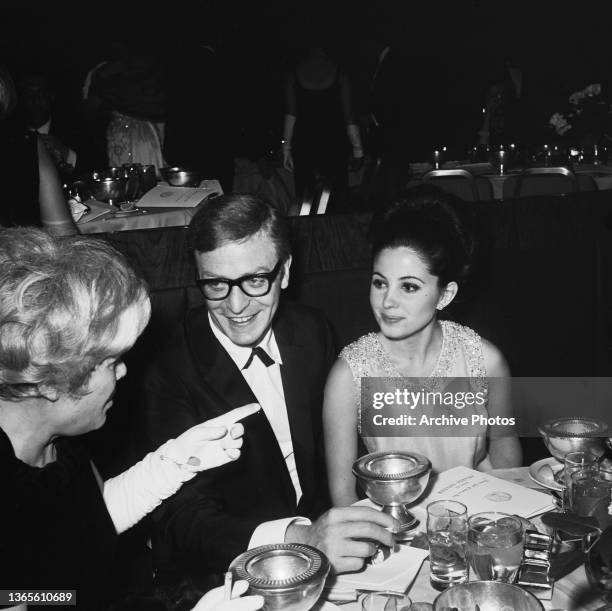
323, 187, 521, 507
281, 43, 363, 211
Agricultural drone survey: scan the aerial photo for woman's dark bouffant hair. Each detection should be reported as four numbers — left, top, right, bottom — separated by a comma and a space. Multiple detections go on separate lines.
371, 185, 475, 286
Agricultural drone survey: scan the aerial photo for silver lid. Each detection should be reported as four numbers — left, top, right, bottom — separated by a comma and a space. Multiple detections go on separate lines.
229, 544, 329, 591
538, 417, 609, 438
352, 451, 431, 481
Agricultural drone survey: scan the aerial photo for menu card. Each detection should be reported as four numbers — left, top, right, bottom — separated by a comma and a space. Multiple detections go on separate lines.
136, 180, 223, 208
325, 544, 428, 602
416, 466, 555, 518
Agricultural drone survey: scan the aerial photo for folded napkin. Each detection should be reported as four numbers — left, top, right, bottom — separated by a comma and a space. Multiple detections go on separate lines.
76, 200, 115, 224
325, 543, 428, 602
69, 197, 89, 223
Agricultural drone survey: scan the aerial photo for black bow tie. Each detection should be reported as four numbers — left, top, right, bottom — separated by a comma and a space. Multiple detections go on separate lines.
243, 346, 275, 369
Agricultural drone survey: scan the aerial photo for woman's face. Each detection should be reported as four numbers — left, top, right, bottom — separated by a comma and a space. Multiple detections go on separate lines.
369, 246, 456, 340
53, 298, 151, 436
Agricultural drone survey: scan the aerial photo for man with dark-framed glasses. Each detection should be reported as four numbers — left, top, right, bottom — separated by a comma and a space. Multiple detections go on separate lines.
142, 193, 395, 593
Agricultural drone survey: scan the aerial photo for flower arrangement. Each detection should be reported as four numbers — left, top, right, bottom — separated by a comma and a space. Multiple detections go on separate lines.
549, 83, 611, 143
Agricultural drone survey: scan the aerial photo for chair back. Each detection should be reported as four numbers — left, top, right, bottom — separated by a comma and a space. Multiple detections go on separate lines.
422, 169, 483, 201
504, 166, 578, 199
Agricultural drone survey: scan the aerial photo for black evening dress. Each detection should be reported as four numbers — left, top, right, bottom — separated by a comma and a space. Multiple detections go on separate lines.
0, 124, 41, 228
0, 428, 119, 610
291, 69, 349, 205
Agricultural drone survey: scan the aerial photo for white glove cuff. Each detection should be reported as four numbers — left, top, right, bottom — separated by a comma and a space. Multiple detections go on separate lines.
103, 444, 196, 534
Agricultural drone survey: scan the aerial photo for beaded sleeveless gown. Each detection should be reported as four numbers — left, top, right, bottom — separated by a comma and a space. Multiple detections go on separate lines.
340, 320, 489, 474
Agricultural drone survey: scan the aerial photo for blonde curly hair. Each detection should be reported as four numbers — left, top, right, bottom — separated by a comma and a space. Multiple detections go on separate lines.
0, 227, 149, 400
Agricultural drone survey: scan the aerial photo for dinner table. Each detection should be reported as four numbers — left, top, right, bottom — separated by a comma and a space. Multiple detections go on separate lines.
318, 466, 601, 611
76, 180, 223, 234
409, 161, 612, 201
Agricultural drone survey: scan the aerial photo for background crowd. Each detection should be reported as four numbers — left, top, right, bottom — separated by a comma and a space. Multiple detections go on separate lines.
2, 1, 612, 217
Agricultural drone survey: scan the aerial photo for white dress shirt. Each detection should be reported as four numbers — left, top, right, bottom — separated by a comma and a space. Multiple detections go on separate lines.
209, 316, 311, 546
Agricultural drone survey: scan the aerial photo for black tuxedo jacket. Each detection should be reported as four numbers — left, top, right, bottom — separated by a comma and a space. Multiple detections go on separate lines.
141, 300, 335, 579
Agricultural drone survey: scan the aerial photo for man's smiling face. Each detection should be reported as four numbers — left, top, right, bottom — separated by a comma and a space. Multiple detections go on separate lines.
195, 230, 291, 347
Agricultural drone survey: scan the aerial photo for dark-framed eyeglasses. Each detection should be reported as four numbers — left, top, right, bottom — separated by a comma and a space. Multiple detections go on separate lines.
196, 260, 284, 301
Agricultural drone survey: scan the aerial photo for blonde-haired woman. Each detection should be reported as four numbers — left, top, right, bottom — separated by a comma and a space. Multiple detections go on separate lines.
0, 228, 260, 611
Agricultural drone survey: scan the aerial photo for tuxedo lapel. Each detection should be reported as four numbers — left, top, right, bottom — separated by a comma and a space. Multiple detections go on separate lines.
275, 311, 315, 501
187, 311, 256, 411
186, 308, 297, 508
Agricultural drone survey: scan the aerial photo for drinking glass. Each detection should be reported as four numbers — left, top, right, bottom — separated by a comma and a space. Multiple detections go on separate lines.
564, 451, 600, 510
139, 164, 157, 194
122, 164, 143, 201
467, 512, 524, 583
570, 468, 612, 530
432, 147, 446, 170
361, 592, 412, 611
427, 500, 468, 590
491, 148, 507, 175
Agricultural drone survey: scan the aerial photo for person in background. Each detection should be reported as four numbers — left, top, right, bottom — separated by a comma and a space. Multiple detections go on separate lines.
477, 57, 527, 146
0, 227, 260, 611
163, 38, 237, 192
141, 194, 396, 599
0, 65, 76, 235
90, 48, 167, 172
282, 42, 363, 211
16, 72, 78, 179
323, 187, 522, 508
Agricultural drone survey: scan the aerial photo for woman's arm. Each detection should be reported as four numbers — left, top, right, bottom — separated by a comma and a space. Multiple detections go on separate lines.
102, 405, 257, 533
281, 74, 297, 171
37, 137, 78, 236
323, 358, 360, 507
339, 72, 364, 162
481, 340, 522, 468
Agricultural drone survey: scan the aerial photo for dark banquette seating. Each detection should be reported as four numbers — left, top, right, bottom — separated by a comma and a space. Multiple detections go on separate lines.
92, 190, 612, 476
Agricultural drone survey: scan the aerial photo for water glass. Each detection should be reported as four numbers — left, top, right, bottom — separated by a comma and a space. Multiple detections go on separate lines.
467, 512, 524, 583
570, 468, 612, 529
564, 451, 599, 509
432, 147, 446, 170
139, 164, 157, 194
361, 592, 412, 611
427, 500, 468, 590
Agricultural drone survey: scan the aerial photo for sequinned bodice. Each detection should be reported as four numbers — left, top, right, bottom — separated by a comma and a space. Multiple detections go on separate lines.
340, 320, 489, 472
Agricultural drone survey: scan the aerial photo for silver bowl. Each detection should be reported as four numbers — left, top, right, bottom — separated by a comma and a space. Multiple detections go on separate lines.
433, 581, 543, 611
88, 177, 126, 206
538, 417, 608, 462
229, 543, 329, 611
353, 451, 431, 537
160, 166, 201, 187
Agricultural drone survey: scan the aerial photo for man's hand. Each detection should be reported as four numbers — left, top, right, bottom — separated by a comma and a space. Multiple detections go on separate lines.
286, 506, 398, 574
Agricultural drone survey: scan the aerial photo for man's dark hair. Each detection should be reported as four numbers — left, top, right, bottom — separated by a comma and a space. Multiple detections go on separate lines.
188, 193, 290, 260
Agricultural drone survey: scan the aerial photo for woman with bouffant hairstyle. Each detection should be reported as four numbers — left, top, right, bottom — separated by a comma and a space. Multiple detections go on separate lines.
0, 228, 261, 611
323, 187, 521, 508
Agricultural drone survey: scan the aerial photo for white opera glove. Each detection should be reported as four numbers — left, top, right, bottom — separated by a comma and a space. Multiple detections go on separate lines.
103, 404, 260, 533
346, 123, 364, 159
192, 581, 263, 611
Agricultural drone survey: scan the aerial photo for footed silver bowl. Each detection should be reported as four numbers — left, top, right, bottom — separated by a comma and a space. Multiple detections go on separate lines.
538, 417, 608, 462
88, 177, 126, 206
229, 543, 329, 611
160, 166, 201, 187
433, 581, 543, 611
353, 451, 431, 539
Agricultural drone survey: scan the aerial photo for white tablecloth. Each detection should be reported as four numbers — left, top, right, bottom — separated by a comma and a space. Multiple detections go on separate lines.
78, 204, 198, 234
328, 467, 601, 610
